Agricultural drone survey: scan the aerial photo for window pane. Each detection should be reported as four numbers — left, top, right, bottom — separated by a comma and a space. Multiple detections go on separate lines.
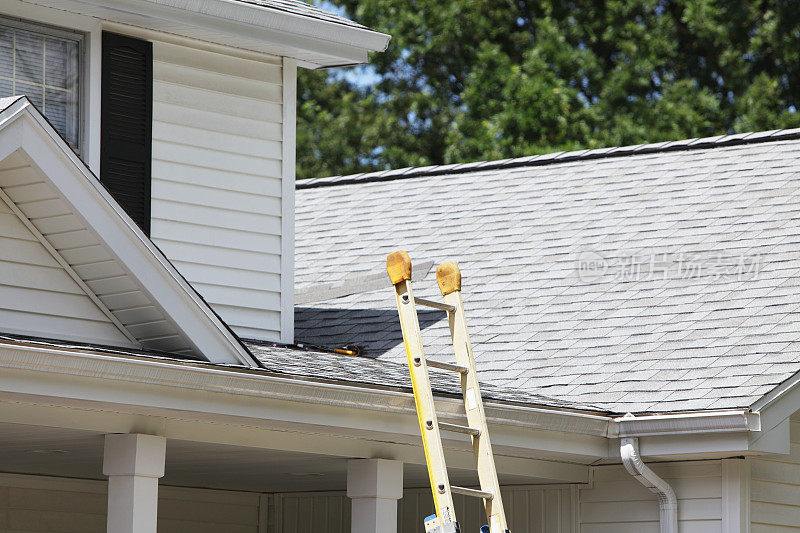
0, 21, 81, 149
15, 31, 44, 86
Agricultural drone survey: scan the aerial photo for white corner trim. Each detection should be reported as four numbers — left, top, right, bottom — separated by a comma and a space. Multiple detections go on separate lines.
280, 57, 297, 344
721, 458, 750, 533
0, 97, 258, 366
0, 187, 139, 346
620, 436, 678, 533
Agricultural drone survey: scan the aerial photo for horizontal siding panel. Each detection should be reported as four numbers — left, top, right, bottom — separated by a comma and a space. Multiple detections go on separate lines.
151, 140, 282, 176
0, 283, 111, 321
155, 240, 281, 272
151, 200, 281, 236
233, 324, 281, 340
153, 102, 282, 141
167, 261, 280, 291
153, 121, 282, 160
752, 502, 800, 527
190, 282, 280, 310
0, 212, 40, 241
0, 308, 130, 346
752, 479, 800, 507
0, 236, 59, 267
0, 260, 83, 295
154, 41, 281, 81
752, 460, 800, 486
150, 220, 281, 257
154, 61, 282, 102
152, 180, 281, 214
211, 304, 281, 331
153, 81, 282, 122
152, 161, 282, 196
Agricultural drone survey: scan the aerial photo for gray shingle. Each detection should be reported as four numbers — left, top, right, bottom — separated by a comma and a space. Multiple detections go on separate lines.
295, 136, 800, 414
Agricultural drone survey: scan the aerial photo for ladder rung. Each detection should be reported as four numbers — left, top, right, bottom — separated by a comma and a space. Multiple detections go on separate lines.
439, 422, 481, 437
414, 297, 456, 312
426, 360, 469, 374
450, 486, 493, 500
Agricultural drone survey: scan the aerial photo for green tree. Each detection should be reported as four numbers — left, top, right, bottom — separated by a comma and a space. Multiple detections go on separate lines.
297, 0, 800, 179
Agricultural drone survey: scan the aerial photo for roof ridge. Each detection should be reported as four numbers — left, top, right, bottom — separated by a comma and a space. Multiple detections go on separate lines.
298, 128, 800, 189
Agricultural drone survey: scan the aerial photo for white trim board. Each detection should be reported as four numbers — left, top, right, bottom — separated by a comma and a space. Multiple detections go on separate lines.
0, 96, 257, 366
280, 57, 296, 343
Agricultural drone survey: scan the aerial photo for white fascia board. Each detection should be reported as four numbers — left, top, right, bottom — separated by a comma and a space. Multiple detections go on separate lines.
21, 0, 390, 67
0, 97, 257, 366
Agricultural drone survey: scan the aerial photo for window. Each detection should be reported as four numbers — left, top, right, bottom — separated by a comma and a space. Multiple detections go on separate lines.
0, 18, 81, 149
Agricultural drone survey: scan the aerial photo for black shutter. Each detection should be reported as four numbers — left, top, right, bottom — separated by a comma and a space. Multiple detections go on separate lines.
100, 32, 152, 235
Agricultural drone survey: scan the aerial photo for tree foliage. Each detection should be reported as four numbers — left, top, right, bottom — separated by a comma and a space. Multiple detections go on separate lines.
297, 0, 800, 179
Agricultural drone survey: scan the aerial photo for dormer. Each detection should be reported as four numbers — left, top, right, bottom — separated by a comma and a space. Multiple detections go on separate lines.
0, 0, 389, 346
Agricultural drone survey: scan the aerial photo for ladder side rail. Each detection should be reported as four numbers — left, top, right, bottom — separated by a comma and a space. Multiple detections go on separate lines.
388, 252, 458, 526
438, 263, 510, 533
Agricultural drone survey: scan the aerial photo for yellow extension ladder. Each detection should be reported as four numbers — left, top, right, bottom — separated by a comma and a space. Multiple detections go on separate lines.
387, 250, 510, 533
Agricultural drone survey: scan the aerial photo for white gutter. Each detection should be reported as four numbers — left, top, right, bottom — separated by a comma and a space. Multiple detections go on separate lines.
610, 410, 759, 437
621, 435, 679, 533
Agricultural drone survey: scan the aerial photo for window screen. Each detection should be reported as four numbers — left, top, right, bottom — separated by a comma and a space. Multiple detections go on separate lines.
0, 19, 81, 149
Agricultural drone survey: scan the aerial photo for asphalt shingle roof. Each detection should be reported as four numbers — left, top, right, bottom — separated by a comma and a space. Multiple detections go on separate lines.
295, 131, 800, 414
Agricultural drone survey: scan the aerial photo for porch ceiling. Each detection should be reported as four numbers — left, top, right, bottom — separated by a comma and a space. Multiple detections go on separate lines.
0, 422, 564, 493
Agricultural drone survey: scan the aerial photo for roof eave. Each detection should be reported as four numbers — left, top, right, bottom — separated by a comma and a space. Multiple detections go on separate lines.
22, 0, 391, 67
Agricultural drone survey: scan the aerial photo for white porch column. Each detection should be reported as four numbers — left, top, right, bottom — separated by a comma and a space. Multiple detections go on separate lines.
347, 459, 403, 533
103, 434, 167, 533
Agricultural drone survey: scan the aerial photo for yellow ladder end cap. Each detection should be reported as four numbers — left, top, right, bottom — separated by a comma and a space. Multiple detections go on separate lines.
387, 250, 413, 284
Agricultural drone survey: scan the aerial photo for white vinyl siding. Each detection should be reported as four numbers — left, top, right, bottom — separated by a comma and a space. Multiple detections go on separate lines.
580, 460, 723, 533
150, 41, 284, 341
751, 420, 800, 531
0, 473, 262, 532
0, 169, 130, 346
273, 486, 575, 532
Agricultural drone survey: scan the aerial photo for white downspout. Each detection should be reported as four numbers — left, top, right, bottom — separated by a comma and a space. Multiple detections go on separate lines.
620, 435, 678, 533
